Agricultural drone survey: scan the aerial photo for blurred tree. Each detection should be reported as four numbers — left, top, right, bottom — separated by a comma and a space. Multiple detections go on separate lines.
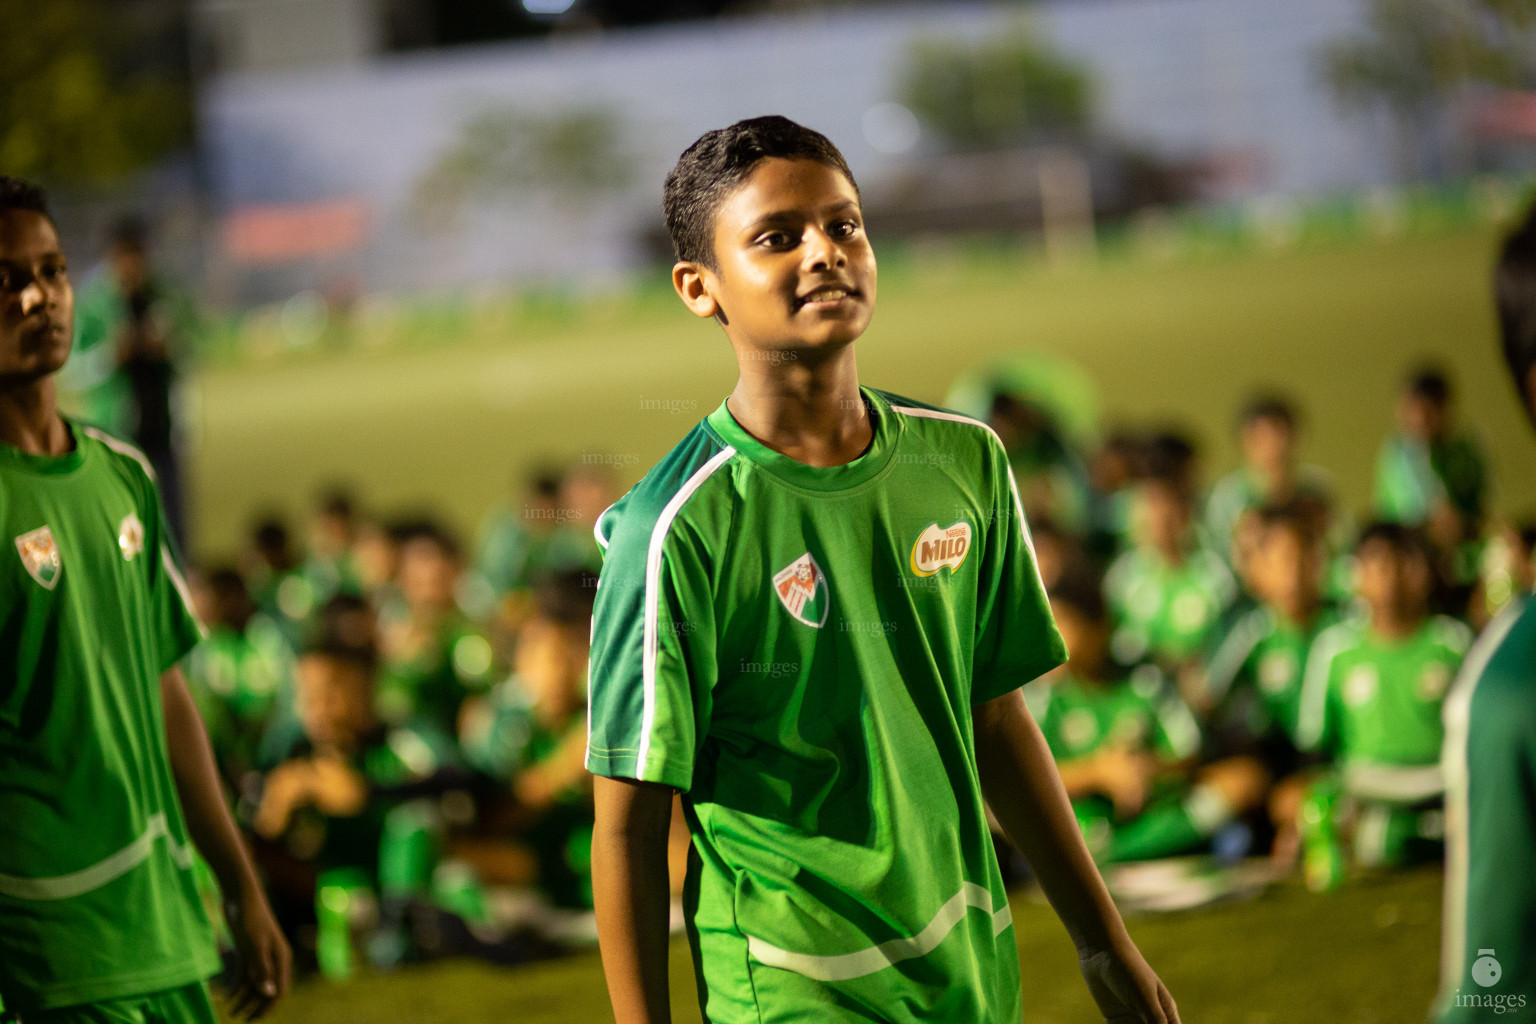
0, 0, 192, 187
411, 106, 634, 228
1320, 0, 1529, 179
899, 27, 1095, 152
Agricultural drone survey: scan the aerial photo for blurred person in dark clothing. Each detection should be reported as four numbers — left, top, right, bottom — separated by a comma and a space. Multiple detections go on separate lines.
65, 216, 196, 543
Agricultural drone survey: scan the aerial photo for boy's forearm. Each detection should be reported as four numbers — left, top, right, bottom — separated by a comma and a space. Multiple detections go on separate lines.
973, 689, 1129, 955
592, 775, 677, 1024
160, 667, 264, 900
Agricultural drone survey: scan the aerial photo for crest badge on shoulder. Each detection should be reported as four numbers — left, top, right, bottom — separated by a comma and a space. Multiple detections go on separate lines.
772, 552, 830, 628
15, 526, 62, 590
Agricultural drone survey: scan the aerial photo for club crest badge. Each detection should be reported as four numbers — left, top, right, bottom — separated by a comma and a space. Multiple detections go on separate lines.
15, 526, 62, 590
119, 513, 145, 561
910, 521, 973, 577
772, 552, 830, 628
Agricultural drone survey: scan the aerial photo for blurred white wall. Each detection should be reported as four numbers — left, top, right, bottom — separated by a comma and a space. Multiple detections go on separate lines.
200, 0, 1380, 295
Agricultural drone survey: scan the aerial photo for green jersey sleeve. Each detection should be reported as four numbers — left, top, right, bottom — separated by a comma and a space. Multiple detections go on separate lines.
971, 436, 1068, 705
586, 442, 730, 791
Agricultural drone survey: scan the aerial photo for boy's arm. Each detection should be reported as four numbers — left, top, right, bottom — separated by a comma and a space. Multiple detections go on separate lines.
161, 666, 292, 1020
592, 775, 677, 1024
973, 688, 1180, 1024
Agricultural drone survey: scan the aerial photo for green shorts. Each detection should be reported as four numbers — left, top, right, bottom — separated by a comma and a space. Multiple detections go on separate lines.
4, 981, 217, 1024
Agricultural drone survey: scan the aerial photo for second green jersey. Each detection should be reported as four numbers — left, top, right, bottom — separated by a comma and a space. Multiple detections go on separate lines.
1205, 604, 1343, 747
587, 387, 1067, 1024
1297, 615, 1472, 800
0, 422, 216, 1012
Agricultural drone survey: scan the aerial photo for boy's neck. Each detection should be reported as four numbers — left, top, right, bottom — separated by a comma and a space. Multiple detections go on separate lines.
725, 345, 871, 468
1369, 606, 1425, 641
0, 378, 70, 456
1272, 594, 1320, 629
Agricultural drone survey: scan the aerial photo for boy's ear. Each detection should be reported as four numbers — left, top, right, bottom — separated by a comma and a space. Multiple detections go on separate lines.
672, 261, 722, 321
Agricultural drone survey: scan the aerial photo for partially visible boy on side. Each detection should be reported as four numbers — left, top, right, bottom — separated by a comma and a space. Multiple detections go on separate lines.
0, 176, 289, 1022
586, 119, 1178, 1024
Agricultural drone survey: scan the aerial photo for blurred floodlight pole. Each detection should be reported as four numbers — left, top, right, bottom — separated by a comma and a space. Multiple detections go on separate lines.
1037, 147, 1095, 263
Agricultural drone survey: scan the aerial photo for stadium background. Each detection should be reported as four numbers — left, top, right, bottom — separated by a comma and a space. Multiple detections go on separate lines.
11, 0, 1536, 1019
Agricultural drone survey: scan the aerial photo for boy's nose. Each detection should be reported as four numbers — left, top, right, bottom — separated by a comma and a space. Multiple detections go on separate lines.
18, 280, 46, 315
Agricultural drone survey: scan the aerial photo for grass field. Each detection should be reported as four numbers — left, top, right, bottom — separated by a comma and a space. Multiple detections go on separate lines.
189, 225, 1533, 559
255, 866, 1445, 1024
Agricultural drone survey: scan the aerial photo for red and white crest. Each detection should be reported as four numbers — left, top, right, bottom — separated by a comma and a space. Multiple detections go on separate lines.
772, 552, 830, 628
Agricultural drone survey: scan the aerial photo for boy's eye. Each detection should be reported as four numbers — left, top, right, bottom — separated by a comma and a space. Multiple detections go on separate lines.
758, 230, 795, 248
830, 220, 860, 238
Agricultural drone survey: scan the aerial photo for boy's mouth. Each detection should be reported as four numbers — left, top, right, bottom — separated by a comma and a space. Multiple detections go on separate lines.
794, 284, 860, 310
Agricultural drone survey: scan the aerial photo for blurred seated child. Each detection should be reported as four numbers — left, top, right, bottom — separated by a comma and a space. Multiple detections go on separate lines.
1296, 523, 1472, 877
1105, 434, 1237, 688
1205, 395, 1334, 571
1083, 429, 1144, 562
458, 569, 599, 910
301, 486, 363, 604
251, 623, 461, 967
241, 515, 312, 648
1201, 502, 1340, 864
377, 521, 497, 732
184, 566, 293, 784
1373, 367, 1487, 593
474, 468, 565, 600
1034, 568, 1252, 864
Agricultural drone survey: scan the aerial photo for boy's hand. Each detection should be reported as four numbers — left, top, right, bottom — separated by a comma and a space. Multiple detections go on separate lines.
253, 762, 313, 838
1078, 938, 1181, 1023
224, 884, 292, 1020
308, 752, 369, 817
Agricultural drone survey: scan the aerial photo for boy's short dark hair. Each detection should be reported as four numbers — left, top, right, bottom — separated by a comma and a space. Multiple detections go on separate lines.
1142, 431, 1196, 492
1405, 365, 1451, 406
1496, 202, 1536, 424
1253, 500, 1318, 545
533, 568, 599, 627
394, 517, 461, 561
110, 214, 149, 253
317, 486, 356, 521
1356, 520, 1429, 561
1048, 563, 1107, 624
0, 176, 52, 223
663, 115, 859, 267
307, 593, 378, 675
1238, 393, 1297, 432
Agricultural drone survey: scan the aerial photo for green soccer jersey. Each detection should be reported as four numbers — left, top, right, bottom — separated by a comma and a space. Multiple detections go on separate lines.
586, 387, 1067, 1024
0, 421, 218, 1012
1205, 604, 1344, 747
1104, 545, 1237, 668
1032, 667, 1201, 765
1297, 615, 1471, 800
1438, 594, 1536, 1021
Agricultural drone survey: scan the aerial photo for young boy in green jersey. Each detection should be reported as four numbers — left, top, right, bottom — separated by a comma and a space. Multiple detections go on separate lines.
1203, 395, 1334, 571
254, 625, 459, 963
1202, 502, 1339, 863
1435, 200, 1536, 1022
0, 176, 289, 1021
586, 117, 1178, 1024
184, 567, 292, 784
460, 569, 598, 911
376, 522, 496, 731
1297, 523, 1471, 869
1033, 569, 1223, 864
1104, 438, 1237, 683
